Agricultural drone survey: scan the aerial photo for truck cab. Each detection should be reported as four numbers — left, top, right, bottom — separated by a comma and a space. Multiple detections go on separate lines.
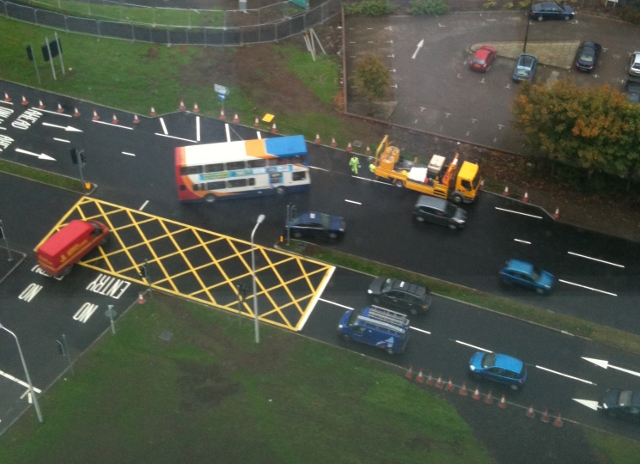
338, 305, 410, 355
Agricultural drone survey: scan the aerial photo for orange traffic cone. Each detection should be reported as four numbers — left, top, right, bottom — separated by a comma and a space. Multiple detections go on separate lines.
138, 291, 145, 304
38, 99, 45, 109
254, 117, 259, 127
315, 133, 321, 144
445, 378, 454, 392
366, 146, 371, 155
73, 107, 80, 118
57, 102, 64, 113
405, 365, 414, 380
523, 191, 529, 202
150, 106, 157, 117
331, 137, 337, 147
472, 388, 481, 400
112, 113, 119, 125
92, 109, 99, 121
554, 207, 560, 219
220, 109, 225, 120
193, 102, 199, 113
416, 369, 424, 383
179, 99, 186, 111
426, 372, 434, 386
271, 123, 277, 133
435, 375, 443, 389
233, 113, 239, 123
499, 394, 507, 409
346, 142, 353, 152
4, 92, 10, 102
21, 95, 28, 106
503, 185, 509, 196
540, 409, 550, 423
459, 382, 468, 396
526, 405, 535, 418
484, 390, 494, 404
133, 114, 140, 124
553, 413, 564, 427
480, 179, 485, 189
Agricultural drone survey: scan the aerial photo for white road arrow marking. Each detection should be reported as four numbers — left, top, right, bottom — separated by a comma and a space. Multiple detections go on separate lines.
15, 148, 56, 161
42, 122, 83, 132
573, 398, 600, 411
582, 357, 640, 377
412, 39, 424, 60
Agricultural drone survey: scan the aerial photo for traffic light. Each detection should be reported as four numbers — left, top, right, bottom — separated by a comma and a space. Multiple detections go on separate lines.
56, 340, 65, 356
139, 263, 148, 281
79, 150, 87, 166
70, 147, 78, 165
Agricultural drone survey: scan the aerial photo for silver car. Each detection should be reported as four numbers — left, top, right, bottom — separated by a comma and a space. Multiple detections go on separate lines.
630, 52, 640, 77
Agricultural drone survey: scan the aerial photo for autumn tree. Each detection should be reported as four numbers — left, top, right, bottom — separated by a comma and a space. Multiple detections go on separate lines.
510, 78, 640, 183
351, 53, 391, 101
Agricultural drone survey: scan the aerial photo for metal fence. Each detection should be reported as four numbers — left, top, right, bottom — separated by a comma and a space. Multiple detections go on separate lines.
0, 0, 342, 46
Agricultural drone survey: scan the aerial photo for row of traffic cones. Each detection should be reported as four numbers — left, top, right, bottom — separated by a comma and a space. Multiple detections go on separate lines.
501, 186, 561, 219
313, 134, 372, 155
405, 366, 563, 426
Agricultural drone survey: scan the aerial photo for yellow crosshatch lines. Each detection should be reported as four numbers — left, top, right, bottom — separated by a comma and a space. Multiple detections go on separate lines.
41, 197, 335, 331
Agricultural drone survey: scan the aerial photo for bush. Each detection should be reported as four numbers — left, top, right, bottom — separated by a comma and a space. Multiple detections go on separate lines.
482, 0, 498, 9
518, 1, 528, 8
344, 1, 397, 16
504, 2, 514, 8
620, 6, 640, 25
408, 0, 450, 16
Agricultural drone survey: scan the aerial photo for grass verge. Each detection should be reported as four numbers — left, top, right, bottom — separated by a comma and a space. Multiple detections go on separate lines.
0, 159, 85, 192
0, 295, 494, 464
282, 242, 640, 356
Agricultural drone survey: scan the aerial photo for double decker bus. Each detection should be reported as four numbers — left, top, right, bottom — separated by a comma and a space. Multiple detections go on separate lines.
175, 135, 310, 203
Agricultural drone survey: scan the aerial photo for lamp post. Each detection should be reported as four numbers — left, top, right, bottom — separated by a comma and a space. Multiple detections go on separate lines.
251, 214, 265, 344
0, 324, 43, 423
523, 0, 533, 53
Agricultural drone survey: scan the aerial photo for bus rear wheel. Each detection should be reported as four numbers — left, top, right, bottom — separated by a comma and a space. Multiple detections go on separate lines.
275, 186, 286, 196
204, 194, 216, 203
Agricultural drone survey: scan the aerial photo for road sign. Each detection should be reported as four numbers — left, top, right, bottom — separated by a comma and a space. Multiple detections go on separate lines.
218, 94, 226, 101
214, 84, 229, 96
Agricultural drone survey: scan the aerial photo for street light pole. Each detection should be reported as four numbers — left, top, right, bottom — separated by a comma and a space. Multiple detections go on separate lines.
523, 0, 533, 53
0, 324, 43, 423
251, 214, 265, 344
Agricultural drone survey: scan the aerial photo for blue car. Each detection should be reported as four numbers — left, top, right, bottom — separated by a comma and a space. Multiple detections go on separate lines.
512, 54, 538, 82
469, 352, 528, 390
499, 259, 554, 294
529, 2, 575, 21
286, 211, 345, 240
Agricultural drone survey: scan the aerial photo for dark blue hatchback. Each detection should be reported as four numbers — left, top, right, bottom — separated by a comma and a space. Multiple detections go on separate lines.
286, 211, 345, 240
469, 352, 528, 390
529, 2, 575, 21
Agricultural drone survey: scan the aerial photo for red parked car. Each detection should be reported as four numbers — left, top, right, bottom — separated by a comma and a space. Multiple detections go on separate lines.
470, 46, 497, 72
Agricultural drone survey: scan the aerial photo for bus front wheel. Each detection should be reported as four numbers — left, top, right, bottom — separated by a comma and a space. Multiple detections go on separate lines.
204, 194, 216, 203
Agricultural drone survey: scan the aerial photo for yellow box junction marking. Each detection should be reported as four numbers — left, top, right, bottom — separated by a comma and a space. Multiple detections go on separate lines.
39, 197, 335, 331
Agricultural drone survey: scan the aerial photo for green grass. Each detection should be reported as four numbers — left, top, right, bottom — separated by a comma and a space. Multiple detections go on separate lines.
0, 159, 86, 192
0, 297, 494, 464
586, 429, 640, 464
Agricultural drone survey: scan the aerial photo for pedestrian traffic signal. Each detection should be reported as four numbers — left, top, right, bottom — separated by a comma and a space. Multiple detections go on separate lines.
79, 150, 87, 166
56, 340, 65, 356
70, 147, 78, 165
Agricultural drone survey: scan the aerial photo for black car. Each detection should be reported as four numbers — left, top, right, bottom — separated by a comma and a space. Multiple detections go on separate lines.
575, 41, 601, 72
624, 77, 640, 104
529, 2, 575, 21
286, 211, 345, 240
367, 277, 432, 315
601, 389, 640, 422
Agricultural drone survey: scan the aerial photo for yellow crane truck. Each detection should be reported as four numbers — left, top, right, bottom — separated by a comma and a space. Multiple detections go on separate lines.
373, 136, 481, 204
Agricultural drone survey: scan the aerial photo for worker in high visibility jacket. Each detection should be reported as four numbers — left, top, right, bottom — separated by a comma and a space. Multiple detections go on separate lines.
349, 156, 359, 175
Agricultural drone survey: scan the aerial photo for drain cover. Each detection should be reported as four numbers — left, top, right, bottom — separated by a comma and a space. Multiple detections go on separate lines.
159, 331, 173, 341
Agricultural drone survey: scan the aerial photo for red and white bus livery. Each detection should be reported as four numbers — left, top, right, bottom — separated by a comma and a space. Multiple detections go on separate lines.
175, 135, 310, 203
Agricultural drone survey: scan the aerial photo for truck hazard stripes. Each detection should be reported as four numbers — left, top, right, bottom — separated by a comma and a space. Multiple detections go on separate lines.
40, 197, 335, 331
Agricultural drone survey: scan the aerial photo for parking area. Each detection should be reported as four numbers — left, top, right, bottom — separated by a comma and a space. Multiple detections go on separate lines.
345, 12, 640, 154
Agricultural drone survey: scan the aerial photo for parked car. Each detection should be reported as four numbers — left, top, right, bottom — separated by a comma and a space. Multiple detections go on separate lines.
499, 259, 555, 294
286, 211, 345, 240
624, 77, 640, 103
412, 195, 467, 230
470, 46, 497, 72
512, 54, 538, 82
601, 389, 640, 422
529, 2, 575, 21
629, 51, 640, 77
575, 41, 601, 72
469, 352, 528, 390
367, 277, 432, 315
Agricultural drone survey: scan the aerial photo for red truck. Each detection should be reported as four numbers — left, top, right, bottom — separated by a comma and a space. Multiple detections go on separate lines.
35, 220, 110, 277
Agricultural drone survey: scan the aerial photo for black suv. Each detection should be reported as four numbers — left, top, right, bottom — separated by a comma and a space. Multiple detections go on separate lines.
367, 278, 432, 315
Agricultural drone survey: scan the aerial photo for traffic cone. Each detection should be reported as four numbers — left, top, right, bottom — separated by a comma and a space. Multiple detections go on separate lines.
472, 388, 481, 400
112, 113, 119, 125
254, 117, 259, 127
73, 107, 80, 118
315, 133, 321, 144
92, 109, 99, 121
405, 365, 414, 380
21, 95, 28, 106
445, 378, 454, 392
554, 207, 560, 219
366, 146, 371, 155
233, 113, 239, 123
150, 106, 157, 117
553, 413, 564, 428
138, 291, 145, 304
346, 142, 353, 152
133, 114, 140, 124
426, 372, 434, 386
57, 102, 64, 113
416, 369, 424, 384
499, 394, 507, 409
271, 123, 277, 133
523, 191, 529, 202
193, 102, 199, 113
38, 99, 45, 109
540, 409, 550, 423
526, 405, 535, 418
331, 137, 337, 147
459, 382, 468, 396
435, 375, 443, 389
480, 179, 485, 189
503, 185, 509, 196
4, 92, 10, 102
484, 390, 494, 404
220, 109, 225, 120
179, 99, 186, 111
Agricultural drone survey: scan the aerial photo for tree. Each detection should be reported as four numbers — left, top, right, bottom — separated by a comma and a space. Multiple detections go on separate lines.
510, 78, 640, 181
351, 53, 391, 101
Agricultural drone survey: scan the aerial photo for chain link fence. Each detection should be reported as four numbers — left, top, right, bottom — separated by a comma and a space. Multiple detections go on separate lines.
0, 0, 341, 45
